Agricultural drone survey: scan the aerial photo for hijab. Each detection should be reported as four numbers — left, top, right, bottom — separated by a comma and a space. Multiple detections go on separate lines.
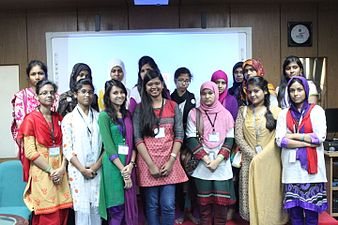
69, 63, 92, 91
198, 81, 234, 149
243, 58, 265, 77
287, 76, 310, 121
211, 70, 228, 104
108, 58, 126, 84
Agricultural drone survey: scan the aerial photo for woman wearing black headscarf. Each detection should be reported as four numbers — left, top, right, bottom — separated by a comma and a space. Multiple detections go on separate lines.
57, 63, 99, 117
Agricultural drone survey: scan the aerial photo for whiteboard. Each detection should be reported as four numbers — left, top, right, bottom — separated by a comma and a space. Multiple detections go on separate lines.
0, 65, 19, 158
46, 28, 251, 95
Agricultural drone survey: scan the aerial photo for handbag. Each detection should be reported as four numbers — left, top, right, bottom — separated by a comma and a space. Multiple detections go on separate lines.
180, 108, 203, 175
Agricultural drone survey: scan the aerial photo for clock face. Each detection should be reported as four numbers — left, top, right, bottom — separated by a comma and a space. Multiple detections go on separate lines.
290, 24, 310, 44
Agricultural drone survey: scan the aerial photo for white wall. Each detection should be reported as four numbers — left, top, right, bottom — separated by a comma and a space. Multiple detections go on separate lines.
0, 65, 19, 158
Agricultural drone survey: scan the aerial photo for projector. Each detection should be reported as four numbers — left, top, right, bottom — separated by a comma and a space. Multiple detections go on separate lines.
324, 140, 338, 151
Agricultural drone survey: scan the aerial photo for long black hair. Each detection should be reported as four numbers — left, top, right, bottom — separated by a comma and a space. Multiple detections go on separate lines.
135, 56, 161, 92
103, 79, 128, 124
277, 55, 304, 107
69, 63, 92, 92
247, 76, 276, 131
140, 70, 169, 137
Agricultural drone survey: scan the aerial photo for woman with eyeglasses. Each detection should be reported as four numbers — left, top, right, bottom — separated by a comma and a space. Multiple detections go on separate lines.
18, 79, 73, 225
61, 79, 103, 225
170, 67, 198, 224
98, 79, 138, 225
58, 63, 99, 117
11, 60, 60, 181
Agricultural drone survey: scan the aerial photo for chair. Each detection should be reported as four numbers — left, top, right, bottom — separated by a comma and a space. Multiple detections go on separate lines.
0, 160, 31, 220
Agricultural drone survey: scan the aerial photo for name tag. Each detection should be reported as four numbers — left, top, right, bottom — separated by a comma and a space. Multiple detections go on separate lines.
255, 145, 263, 154
49, 147, 60, 157
289, 150, 296, 163
154, 127, 165, 139
118, 144, 129, 155
208, 132, 220, 142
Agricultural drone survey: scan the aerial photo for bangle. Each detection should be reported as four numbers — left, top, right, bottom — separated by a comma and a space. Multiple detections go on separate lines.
217, 155, 224, 160
170, 152, 177, 160
45, 165, 52, 173
301, 134, 305, 141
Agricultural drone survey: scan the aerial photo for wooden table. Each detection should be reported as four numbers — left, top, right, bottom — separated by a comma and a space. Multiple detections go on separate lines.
324, 151, 338, 217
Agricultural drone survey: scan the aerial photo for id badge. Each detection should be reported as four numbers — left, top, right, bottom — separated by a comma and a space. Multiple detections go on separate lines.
118, 144, 129, 155
289, 150, 296, 163
155, 127, 165, 139
49, 146, 60, 157
208, 132, 220, 142
255, 145, 263, 154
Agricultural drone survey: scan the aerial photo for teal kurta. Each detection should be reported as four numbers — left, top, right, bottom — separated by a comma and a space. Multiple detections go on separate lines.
98, 111, 126, 220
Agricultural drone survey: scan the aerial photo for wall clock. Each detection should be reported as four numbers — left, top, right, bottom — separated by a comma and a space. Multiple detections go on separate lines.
288, 22, 312, 47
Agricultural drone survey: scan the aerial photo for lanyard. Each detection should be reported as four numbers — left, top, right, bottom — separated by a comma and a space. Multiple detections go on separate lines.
38, 107, 55, 146
154, 98, 165, 135
205, 111, 218, 133
77, 107, 94, 147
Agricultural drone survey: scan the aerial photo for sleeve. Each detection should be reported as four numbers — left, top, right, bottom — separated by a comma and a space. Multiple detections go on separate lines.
275, 109, 288, 148
185, 109, 207, 160
173, 103, 184, 143
218, 127, 234, 160
13, 91, 25, 128
61, 114, 75, 161
57, 93, 70, 117
309, 106, 326, 144
235, 107, 256, 159
129, 97, 137, 115
24, 136, 40, 161
98, 112, 119, 159
308, 80, 319, 96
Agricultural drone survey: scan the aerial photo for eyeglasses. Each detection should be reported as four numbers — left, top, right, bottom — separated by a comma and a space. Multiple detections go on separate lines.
39, 91, 55, 96
177, 79, 191, 84
78, 89, 94, 95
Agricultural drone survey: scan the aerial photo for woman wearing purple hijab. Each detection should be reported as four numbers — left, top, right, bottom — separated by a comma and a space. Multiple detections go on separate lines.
98, 79, 138, 225
211, 70, 239, 120
276, 76, 327, 225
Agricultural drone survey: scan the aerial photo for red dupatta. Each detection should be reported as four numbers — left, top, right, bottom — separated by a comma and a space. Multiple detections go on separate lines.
18, 110, 63, 181
286, 104, 317, 174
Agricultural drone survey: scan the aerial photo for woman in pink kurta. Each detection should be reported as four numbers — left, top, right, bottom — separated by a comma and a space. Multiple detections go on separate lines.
133, 69, 188, 225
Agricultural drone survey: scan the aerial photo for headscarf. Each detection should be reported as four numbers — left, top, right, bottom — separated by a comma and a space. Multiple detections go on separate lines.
198, 81, 234, 149
287, 76, 310, 120
69, 63, 92, 91
286, 76, 317, 174
232, 61, 243, 88
211, 70, 228, 104
243, 58, 265, 77
107, 58, 126, 84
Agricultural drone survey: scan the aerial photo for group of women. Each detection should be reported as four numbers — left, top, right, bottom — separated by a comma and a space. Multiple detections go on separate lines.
10, 55, 327, 225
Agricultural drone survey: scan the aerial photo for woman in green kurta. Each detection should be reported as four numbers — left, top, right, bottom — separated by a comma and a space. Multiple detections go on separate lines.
98, 80, 138, 225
